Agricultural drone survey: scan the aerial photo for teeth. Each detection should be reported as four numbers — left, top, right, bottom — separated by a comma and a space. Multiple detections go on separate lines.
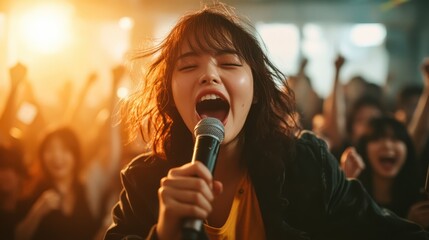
199, 94, 221, 102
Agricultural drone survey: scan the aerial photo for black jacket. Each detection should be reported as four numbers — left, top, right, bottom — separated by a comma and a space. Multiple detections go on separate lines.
105, 132, 428, 240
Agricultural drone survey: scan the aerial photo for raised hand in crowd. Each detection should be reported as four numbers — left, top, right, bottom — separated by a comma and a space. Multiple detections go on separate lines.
408, 57, 429, 158
290, 57, 323, 131
9, 63, 27, 90
321, 54, 346, 154
65, 72, 98, 124
0, 63, 28, 144
340, 146, 365, 179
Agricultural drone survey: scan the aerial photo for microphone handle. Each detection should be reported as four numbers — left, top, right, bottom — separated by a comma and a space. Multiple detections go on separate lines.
182, 219, 203, 240
191, 135, 221, 171
182, 136, 221, 240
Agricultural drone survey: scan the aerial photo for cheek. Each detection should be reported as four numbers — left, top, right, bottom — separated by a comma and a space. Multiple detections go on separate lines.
353, 123, 364, 136
172, 78, 192, 107
366, 143, 378, 165
232, 71, 254, 108
396, 142, 407, 166
171, 77, 195, 132
171, 78, 180, 99
42, 151, 54, 167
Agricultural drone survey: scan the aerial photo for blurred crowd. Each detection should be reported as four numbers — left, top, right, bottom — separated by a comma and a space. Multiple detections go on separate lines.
0, 54, 428, 239
291, 55, 429, 229
0, 63, 143, 240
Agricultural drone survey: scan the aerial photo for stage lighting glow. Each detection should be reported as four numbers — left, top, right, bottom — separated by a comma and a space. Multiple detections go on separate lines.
117, 86, 129, 99
18, 3, 74, 54
0, 13, 5, 39
256, 23, 300, 74
119, 17, 134, 30
350, 24, 386, 47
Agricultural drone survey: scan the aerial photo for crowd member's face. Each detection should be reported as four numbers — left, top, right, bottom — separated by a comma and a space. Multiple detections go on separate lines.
171, 38, 254, 145
366, 131, 406, 178
352, 106, 382, 144
42, 137, 75, 181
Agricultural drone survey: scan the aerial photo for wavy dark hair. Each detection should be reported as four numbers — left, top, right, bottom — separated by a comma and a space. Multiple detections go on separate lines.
123, 3, 298, 166
356, 116, 421, 217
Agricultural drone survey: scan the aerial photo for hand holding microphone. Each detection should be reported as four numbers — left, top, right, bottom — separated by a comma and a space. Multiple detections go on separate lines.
156, 118, 224, 240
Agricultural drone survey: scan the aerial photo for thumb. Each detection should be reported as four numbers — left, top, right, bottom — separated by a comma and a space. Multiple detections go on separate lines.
212, 180, 223, 196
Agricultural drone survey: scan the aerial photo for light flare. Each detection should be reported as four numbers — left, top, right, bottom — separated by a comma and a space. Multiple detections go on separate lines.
18, 3, 74, 54
117, 87, 129, 99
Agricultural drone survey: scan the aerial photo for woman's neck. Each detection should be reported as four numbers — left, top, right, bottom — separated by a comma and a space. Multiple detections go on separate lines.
372, 174, 394, 205
214, 135, 246, 183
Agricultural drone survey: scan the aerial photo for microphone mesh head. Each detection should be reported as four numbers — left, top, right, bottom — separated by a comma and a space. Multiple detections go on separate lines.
194, 117, 225, 142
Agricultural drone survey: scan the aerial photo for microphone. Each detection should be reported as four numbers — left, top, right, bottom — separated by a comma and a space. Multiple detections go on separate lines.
182, 117, 225, 240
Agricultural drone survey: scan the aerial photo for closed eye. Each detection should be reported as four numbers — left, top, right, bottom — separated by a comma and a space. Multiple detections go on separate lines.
221, 63, 242, 68
178, 65, 197, 71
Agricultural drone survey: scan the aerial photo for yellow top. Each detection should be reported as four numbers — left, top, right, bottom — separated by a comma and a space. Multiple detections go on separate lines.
204, 173, 266, 240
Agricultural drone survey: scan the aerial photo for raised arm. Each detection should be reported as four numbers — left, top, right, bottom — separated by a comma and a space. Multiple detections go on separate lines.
0, 63, 27, 144
408, 57, 429, 156
297, 57, 308, 80
84, 65, 126, 220
85, 65, 124, 163
64, 72, 98, 123
322, 55, 347, 151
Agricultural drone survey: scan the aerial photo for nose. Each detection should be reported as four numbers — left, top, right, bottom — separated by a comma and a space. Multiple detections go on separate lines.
199, 62, 221, 85
380, 137, 394, 149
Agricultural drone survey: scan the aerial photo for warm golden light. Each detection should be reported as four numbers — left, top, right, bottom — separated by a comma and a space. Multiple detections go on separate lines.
18, 3, 74, 54
117, 87, 129, 99
9, 127, 23, 139
119, 17, 134, 30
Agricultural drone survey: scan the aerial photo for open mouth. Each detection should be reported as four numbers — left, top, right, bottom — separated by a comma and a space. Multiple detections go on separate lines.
379, 156, 397, 168
196, 94, 230, 122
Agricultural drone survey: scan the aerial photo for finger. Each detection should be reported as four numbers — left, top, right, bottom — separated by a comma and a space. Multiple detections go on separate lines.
161, 186, 212, 213
159, 188, 210, 220
161, 177, 214, 202
212, 180, 223, 196
351, 168, 362, 179
169, 162, 213, 185
340, 147, 353, 165
350, 148, 365, 169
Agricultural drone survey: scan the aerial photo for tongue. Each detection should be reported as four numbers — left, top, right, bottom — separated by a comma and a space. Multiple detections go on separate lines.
200, 109, 227, 121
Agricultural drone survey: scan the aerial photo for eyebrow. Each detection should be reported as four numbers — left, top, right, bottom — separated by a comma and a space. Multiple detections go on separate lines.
176, 49, 239, 60
177, 51, 198, 60
216, 49, 239, 56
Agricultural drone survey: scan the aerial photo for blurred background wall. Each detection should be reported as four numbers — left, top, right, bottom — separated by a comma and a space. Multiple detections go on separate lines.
1, 0, 428, 118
